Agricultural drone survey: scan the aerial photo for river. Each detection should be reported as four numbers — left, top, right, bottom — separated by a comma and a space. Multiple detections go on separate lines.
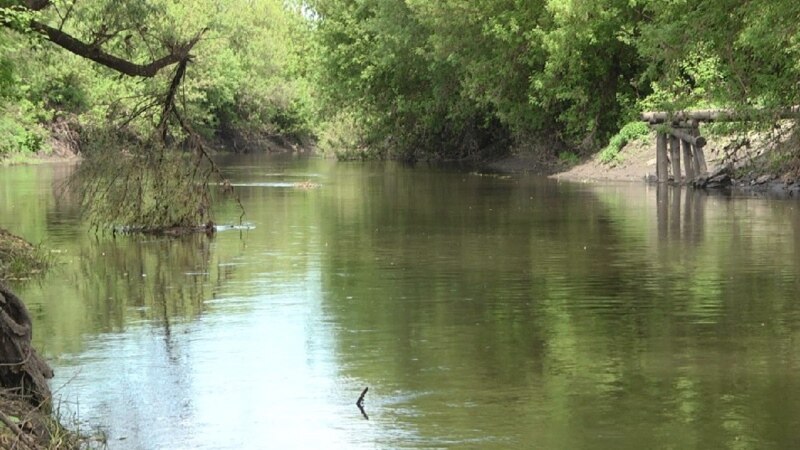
2, 154, 800, 449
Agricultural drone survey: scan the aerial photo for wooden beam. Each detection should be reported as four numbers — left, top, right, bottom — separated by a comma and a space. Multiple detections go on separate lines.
669, 128, 706, 148
641, 106, 800, 124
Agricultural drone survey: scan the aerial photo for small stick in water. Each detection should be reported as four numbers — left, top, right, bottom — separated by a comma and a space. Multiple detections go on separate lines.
356, 387, 369, 420
356, 387, 368, 407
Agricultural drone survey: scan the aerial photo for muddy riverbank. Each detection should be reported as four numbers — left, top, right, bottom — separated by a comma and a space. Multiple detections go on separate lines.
491, 124, 800, 197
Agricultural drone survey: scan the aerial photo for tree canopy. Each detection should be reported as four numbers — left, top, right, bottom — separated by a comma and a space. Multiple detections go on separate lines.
311, 0, 800, 160
1, 0, 799, 192
1, 0, 315, 229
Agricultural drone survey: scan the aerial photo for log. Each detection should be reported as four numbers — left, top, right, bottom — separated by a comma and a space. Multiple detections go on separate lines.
0, 284, 53, 407
669, 135, 681, 181
656, 132, 668, 183
669, 128, 706, 148
641, 106, 800, 124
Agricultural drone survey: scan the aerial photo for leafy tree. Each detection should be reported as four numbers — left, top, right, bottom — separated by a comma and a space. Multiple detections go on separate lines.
311, 0, 651, 158
637, 0, 800, 111
1, 0, 315, 229
312, 0, 510, 161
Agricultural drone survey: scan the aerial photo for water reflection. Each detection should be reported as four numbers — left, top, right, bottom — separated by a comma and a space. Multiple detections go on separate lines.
1, 158, 800, 449
656, 184, 707, 245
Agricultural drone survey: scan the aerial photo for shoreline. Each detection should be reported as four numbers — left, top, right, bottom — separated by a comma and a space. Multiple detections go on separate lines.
489, 127, 800, 198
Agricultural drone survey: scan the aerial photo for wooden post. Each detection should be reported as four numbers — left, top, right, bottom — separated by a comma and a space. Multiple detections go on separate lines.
681, 137, 695, 182
656, 132, 668, 183
691, 127, 708, 175
669, 134, 681, 181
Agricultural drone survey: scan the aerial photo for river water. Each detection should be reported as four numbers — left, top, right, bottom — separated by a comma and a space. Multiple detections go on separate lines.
2, 154, 800, 449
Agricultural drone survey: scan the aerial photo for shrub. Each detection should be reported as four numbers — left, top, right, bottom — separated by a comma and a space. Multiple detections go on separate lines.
558, 151, 579, 165
0, 113, 47, 156
599, 121, 649, 164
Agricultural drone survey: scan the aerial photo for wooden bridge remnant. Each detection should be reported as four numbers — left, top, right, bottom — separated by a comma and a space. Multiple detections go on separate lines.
640, 107, 800, 184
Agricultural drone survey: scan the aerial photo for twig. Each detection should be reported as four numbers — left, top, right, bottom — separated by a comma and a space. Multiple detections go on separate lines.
356, 387, 368, 407
0, 408, 35, 450
171, 108, 247, 223
355, 386, 369, 420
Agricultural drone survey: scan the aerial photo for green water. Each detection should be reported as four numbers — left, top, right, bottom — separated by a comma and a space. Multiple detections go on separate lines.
2, 155, 800, 449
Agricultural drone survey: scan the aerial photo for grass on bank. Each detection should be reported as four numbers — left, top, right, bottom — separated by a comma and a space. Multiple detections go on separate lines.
0, 228, 50, 282
0, 232, 102, 449
599, 121, 650, 165
1, 153, 41, 166
0, 389, 107, 450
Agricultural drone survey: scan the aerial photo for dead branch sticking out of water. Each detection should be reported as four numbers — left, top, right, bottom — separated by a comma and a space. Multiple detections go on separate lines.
356, 387, 369, 420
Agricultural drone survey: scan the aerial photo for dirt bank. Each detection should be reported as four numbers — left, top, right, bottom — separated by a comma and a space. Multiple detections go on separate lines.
489, 131, 725, 182
491, 123, 800, 196
0, 231, 93, 449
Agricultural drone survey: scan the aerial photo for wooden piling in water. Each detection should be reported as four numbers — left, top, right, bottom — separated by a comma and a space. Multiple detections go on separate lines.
691, 127, 708, 175
642, 107, 785, 183
669, 134, 681, 181
681, 137, 695, 182
656, 132, 668, 183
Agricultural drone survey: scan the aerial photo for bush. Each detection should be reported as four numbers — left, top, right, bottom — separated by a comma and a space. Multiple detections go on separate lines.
316, 111, 379, 160
0, 112, 47, 156
0, 228, 49, 281
599, 121, 650, 164
558, 151, 579, 165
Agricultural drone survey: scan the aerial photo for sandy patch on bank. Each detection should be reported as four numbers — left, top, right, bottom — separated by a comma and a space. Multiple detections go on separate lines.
491, 127, 793, 184
554, 132, 734, 183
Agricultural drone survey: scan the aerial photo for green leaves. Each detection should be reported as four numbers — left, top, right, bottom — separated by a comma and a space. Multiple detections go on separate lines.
2, 0, 798, 164
312, 0, 652, 156
0, 4, 36, 32
637, 0, 800, 110
312, 0, 800, 159
599, 121, 649, 164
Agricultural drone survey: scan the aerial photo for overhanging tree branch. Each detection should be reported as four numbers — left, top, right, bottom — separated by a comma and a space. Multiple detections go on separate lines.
23, 0, 50, 11
28, 20, 205, 77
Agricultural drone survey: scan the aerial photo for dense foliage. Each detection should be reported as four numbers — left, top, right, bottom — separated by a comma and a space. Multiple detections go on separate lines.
1, 0, 315, 228
311, 0, 800, 160
1, 0, 799, 163
0, 0, 314, 158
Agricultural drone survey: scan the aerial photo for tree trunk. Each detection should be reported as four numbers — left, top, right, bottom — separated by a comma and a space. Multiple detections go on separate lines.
0, 284, 53, 407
